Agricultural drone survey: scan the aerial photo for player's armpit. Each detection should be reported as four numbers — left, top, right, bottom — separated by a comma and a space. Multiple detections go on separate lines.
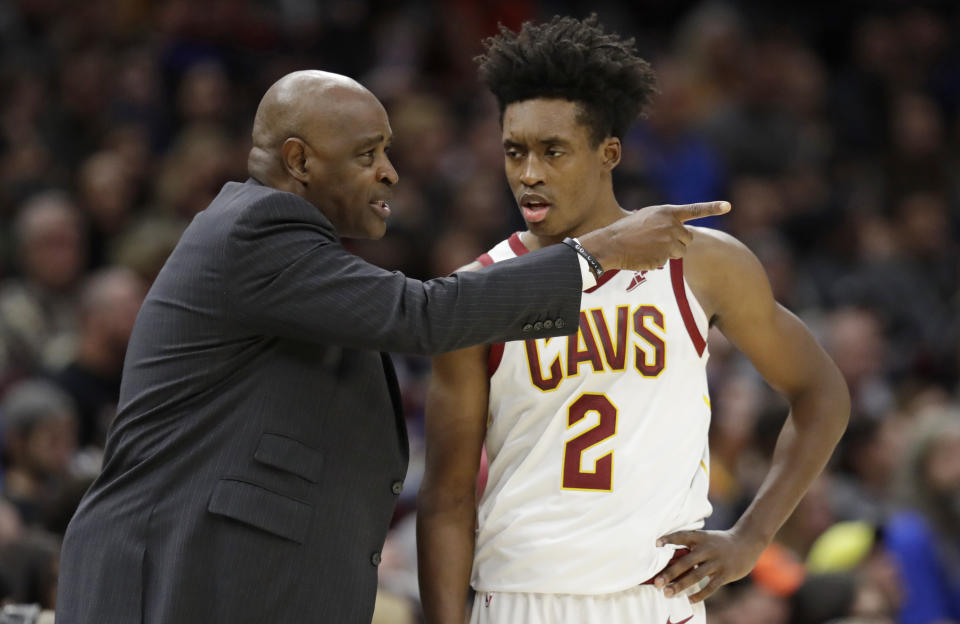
417, 343, 490, 624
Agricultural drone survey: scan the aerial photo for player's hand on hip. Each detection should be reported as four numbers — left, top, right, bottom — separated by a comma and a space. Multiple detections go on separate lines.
579, 202, 731, 272
653, 527, 765, 603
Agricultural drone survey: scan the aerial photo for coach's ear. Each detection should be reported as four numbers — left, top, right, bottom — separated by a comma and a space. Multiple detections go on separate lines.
282, 137, 310, 183
602, 137, 621, 170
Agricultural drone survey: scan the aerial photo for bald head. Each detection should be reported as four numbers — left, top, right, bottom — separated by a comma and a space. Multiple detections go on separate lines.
249, 71, 380, 181
245, 70, 399, 239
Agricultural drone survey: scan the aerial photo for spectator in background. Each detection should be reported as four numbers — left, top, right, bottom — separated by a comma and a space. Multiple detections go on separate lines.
705, 370, 768, 529
700, 34, 802, 177
831, 415, 906, 524
885, 92, 950, 198
626, 57, 725, 210
154, 125, 245, 219
889, 191, 959, 380
774, 475, 837, 562
0, 500, 21, 549
823, 307, 894, 419
0, 70, 59, 214
709, 576, 790, 624
789, 573, 858, 624
0, 499, 22, 605
51, 45, 112, 171
836, 190, 959, 386
109, 216, 186, 285
886, 405, 960, 624
76, 151, 138, 270
0, 529, 59, 610
0, 193, 86, 383
51, 268, 146, 450
175, 61, 235, 132
806, 521, 902, 623
0, 379, 77, 527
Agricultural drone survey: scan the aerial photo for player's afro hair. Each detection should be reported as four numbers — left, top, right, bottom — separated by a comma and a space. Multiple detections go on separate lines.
475, 14, 657, 146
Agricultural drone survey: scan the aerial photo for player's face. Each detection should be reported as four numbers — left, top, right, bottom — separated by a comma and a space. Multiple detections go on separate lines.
502, 98, 616, 240
302, 92, 398, 239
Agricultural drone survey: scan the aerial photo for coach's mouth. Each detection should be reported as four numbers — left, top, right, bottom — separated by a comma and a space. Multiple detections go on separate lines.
519, 193, 552, 223
369, 199, 391, 218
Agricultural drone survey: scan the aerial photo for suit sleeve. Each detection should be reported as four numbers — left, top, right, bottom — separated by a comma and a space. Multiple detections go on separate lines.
223, 191, 582, 354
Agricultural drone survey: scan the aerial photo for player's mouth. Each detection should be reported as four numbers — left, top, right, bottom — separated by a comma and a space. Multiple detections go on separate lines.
519, 193, 552, 223
368, 199, 391, 218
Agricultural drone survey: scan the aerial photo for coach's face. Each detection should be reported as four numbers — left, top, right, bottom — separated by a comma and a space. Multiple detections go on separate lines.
502, 98, 619, 241
297, 88, 398, 239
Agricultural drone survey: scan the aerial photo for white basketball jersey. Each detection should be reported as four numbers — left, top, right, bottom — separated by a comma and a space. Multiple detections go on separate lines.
472, 233, 713, 595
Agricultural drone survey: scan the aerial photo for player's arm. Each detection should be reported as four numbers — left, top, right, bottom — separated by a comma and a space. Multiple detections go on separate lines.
417, 262, 490, 624
655, 228, 850, 602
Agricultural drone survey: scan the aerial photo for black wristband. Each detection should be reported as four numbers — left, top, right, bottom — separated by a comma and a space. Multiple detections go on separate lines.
562, 237, 604, 279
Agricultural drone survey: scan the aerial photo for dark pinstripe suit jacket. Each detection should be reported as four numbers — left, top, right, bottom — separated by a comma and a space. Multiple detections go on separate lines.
56, 179, 581, 623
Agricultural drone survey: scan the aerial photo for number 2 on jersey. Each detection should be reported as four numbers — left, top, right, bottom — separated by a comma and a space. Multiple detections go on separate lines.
562, 393, 617, 491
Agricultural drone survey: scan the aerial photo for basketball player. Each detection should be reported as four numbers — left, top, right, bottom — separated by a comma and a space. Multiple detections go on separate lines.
417, 15, 850, 624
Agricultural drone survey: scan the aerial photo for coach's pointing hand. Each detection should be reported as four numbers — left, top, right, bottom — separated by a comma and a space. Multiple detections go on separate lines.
580, 201, 731, 272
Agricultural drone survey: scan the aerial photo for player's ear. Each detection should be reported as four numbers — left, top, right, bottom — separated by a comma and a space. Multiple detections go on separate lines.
601, 137, 621, 170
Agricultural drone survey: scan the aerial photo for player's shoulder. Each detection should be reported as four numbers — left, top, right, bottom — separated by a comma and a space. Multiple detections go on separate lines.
686, 226, 750, 257
683, 226, 769, 318
685, 226, 762, 275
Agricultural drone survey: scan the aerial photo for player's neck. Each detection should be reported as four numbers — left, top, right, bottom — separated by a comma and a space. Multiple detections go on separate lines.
525, 194, 627, 251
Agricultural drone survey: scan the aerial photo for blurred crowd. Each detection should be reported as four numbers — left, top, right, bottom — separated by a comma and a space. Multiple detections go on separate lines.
0, 1, 958, 623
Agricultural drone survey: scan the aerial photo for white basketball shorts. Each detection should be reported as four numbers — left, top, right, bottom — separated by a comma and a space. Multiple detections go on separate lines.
470, 584, 706, 624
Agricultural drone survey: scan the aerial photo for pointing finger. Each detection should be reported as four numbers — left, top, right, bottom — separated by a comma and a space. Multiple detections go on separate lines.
671, 201, 731, 223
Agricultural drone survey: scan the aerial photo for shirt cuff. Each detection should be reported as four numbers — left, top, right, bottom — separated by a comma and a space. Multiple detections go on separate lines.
576, 252, 597, 291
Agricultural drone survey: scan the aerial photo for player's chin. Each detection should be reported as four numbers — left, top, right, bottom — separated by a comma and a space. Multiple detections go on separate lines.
526, 217, 561, 237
